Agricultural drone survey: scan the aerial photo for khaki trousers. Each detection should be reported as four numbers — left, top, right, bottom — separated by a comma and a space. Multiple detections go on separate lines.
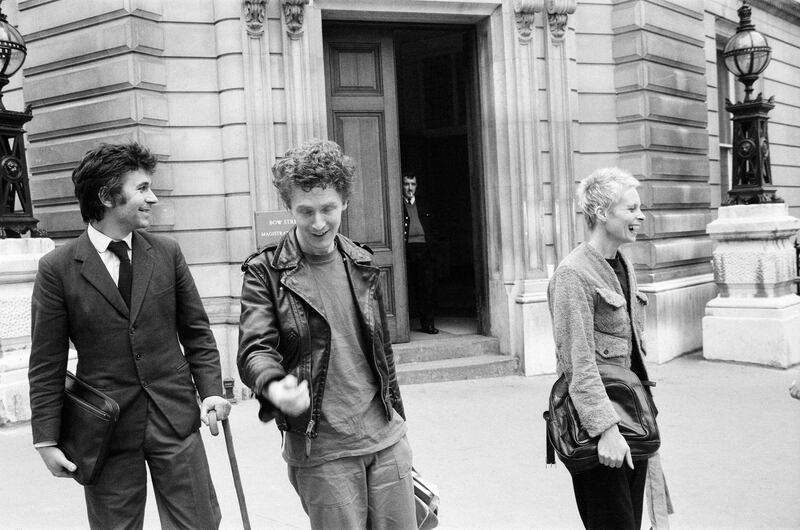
288, 436, 416, 530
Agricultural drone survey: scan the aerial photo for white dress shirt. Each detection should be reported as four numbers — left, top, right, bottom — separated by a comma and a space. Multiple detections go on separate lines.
87, 223, 133, 286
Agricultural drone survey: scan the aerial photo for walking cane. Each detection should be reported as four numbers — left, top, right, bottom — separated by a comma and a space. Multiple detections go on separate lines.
209, 411, 252, 530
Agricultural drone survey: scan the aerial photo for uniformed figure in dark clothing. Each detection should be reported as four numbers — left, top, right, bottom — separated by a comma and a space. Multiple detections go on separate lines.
402, 173, 438, 334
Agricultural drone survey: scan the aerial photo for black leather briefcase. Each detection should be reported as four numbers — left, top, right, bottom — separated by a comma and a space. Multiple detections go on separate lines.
59, 371, 120, 485
544, 363, 660, 474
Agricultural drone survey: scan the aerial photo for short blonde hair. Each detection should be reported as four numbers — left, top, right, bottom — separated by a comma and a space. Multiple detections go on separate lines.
577, 167, 640, 229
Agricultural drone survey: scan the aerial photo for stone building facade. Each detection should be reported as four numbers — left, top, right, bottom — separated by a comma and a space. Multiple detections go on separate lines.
3, 0, 799, 401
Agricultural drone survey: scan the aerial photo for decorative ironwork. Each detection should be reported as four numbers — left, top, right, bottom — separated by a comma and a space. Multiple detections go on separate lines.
546, 0, 576, 41
243, 0, 268, 38
281, 0, 309, 39
0, 105, 45, 238
721, 2, 780, 206
0, 3, 42, 238
723, 94, 780, 205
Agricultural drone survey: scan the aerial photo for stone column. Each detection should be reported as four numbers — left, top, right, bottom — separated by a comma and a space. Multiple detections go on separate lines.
703, 203, 800, 368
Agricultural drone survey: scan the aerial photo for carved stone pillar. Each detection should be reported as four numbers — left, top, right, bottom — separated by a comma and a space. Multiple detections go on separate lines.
0, 238, 67, 424
544, 0, 576, 266
508, 1, 555, 375
281, 0, 314, 146
703, 203, 800, 367
240, 0, 279, 211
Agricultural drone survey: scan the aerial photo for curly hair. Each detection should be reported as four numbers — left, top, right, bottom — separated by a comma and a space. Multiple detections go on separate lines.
272, 139, 356, 208
577, 167, 640, 230
72, 142, 157, 222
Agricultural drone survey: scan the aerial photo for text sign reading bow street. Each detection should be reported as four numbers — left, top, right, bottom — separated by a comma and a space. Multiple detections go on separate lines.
254, 211, 296, 248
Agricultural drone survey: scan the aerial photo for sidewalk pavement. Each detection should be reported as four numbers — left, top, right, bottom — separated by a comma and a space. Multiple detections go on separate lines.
1, 352, 799, 529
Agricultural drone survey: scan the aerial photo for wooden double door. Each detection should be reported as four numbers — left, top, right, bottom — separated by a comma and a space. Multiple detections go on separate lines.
324, 26, 409, 342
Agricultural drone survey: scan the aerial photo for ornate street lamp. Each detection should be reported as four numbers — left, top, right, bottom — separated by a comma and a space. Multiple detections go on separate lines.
722, 2, 779, 205
0, 1, 42, 238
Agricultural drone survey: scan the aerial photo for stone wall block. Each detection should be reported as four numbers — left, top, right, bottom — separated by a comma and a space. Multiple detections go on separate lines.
25, 17, 165, 74
217, 54, 246, 91
165, 59, 218, 91
36, 207, 86, 236
615, 62, 706, 98
221, 124, 249, 160
229, 228, 256, 263
616, 92, 706, 126
629, 236, 714, 268
170, 162, 226, 195
29, 127, 170, 173
27, 92, 167, 139
619, 151, 709, 180
618, 122, 708, 152
268, 19, 283, 53
167, 93, 221, 126
19, 0, 148, 36
214, 18, 244, 55
172, 231, 229, 264
191, 264, 232, 298
225, 195, 252, 228
270, 55, 286, 88
643, 209, 712, 238
612, 32, 705, 73
24, 55, 165, 105
167, 128, 222, 161
222, 159, 250, 195
637, 181, 710, 208
219, 89, 247, 124
163, 23, 215, 56
171, 196, 226, 230
211, 0, 241, 19
613, 1, 704, 45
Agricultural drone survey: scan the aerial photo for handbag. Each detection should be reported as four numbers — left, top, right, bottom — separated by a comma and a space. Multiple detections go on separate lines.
543, 363, 660, 474
412, 468, 439, 530
59, 371, 120, 485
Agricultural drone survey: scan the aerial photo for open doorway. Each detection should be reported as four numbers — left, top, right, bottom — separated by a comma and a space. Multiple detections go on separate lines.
395, 27, 482, 337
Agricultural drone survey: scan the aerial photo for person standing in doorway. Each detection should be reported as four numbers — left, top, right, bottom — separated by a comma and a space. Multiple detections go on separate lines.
238, 139, 416, 529
28, 142, 230, 529
402, 172, 439, 334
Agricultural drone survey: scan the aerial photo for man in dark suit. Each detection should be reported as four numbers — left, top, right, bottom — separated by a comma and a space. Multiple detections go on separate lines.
402, 172, 438, 334
28, 143, 230, 529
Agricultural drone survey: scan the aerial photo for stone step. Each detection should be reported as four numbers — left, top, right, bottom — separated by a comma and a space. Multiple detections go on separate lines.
393, 334, 500, 364
397, 354, 519, 385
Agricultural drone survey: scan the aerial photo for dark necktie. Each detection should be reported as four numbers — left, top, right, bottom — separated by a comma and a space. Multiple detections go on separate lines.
107, 240, 131, 308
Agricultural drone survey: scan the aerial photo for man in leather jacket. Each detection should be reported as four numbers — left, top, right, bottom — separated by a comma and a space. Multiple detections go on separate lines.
237, 139, 415, 529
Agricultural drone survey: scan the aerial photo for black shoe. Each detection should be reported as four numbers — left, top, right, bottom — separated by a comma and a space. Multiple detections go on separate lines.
421, 325, 439, 334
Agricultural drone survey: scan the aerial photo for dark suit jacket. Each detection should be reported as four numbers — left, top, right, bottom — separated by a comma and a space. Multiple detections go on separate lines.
28, 229, 222, 450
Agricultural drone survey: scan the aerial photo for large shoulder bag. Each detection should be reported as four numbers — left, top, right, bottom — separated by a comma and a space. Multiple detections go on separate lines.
543, 363, 660, 474
59, 371, 120, 485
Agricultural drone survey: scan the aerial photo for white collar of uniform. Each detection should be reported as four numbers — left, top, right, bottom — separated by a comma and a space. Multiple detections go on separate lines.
88, 223, 133, 253
405, 196, 416, 206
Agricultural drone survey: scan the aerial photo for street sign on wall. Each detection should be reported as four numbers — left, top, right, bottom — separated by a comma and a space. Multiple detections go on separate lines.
254, 210, 296, 248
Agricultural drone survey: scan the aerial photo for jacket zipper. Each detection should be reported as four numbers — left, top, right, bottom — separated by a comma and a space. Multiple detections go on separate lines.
304, 418, 315, 457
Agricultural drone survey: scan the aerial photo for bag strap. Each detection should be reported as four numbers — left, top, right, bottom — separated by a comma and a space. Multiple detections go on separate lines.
542, 410, 555, 466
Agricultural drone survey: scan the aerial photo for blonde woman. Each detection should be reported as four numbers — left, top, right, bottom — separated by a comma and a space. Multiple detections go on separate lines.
547, 167, 657, 529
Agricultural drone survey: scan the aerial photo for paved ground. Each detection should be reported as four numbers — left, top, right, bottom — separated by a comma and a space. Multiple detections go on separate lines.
1, 352, 799, 529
